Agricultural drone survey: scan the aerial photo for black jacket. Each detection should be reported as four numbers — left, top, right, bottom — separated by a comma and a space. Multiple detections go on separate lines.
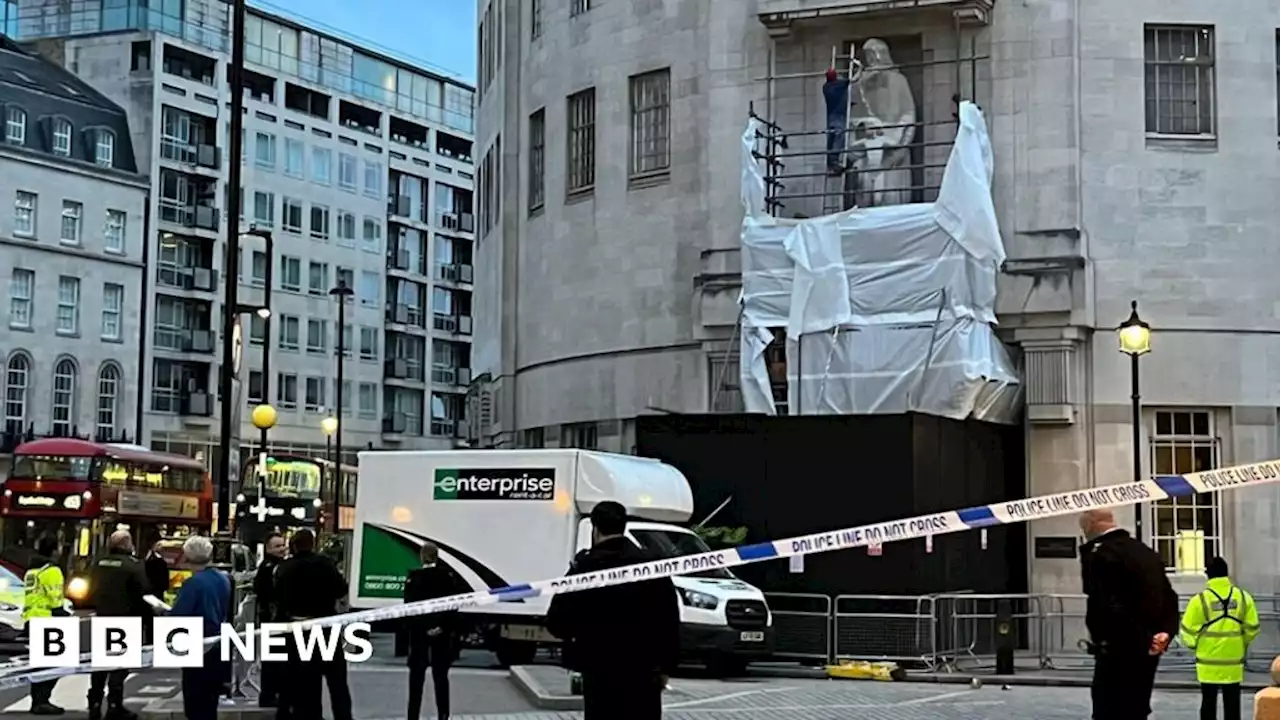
546, 537, 680, 675
88, 549, 151, 618
144, 552, 169, 599
253, 555, 282, 623
403, 564, 468, 661
1080, 528, 1179, 656
274, 551, 347, 620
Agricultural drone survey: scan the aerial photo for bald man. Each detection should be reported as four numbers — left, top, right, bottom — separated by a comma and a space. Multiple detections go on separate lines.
1078, 509, 1179, 720
87, 529, 151, 720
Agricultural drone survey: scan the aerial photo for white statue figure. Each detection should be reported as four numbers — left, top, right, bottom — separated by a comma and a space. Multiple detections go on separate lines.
850, 38, 918, 207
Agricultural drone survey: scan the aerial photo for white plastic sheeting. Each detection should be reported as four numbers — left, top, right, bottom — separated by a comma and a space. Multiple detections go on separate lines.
738, 102, 1021, 423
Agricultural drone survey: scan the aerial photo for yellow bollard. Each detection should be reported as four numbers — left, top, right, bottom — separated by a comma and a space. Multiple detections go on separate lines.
1255, 657, 1280, 720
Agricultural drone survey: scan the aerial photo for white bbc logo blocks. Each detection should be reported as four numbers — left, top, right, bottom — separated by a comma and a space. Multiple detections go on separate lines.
152, 617, 205, 668
89, 617, 142, 668
28, 618, 81, 667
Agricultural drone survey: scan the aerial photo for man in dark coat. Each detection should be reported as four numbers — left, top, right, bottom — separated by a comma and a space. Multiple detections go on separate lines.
403, 542, 468, 719
86, 530, 151, 720
1079, 509, 1180, 720
274, 530, 351, 720
253, 532, 288, 708
142, 533, 170, 601
546, 501, 679, 720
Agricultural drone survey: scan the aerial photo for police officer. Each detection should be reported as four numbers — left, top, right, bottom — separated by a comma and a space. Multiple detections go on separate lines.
24, 535, 67, 716
87, 529, 151, 720
253, 532, 287, 708
1079, 510, 1180, 720
274, 530, 350, 720
1180, 557, 1260, 720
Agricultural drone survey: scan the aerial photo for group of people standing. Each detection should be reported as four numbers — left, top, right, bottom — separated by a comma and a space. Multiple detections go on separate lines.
253, 529, 353, 720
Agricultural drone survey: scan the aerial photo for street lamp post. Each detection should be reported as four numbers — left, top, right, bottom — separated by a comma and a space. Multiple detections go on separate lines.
328, 280, 354, 535
1118, 300, 1152, 543
217, 0, 250, 530
245, 403, 278, 539
243, 228, 274, 461
322, 415, 338, 532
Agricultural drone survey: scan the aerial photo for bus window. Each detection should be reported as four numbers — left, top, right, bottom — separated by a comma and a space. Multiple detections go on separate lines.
11, 455, 94, 480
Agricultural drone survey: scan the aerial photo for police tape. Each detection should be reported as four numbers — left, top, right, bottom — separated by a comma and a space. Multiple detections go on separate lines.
0, 458, 1274, 688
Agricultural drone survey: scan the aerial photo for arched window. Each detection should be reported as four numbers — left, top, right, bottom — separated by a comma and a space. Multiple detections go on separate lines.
51, 358, 77, 436
3, 354, 30, 435
97, 364, 121, 439
95, 130, 115, 167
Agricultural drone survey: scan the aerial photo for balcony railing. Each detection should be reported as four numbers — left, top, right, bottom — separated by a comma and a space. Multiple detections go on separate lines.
160, 138, 221, 169
180, 391, 213, 417
157, 266, 219, 292
432, 314, 473, 335
436, 263, 474, 284
158, 201, 220, 231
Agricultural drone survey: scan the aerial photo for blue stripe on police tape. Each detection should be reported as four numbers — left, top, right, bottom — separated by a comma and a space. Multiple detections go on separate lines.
490, 583, 539, 601
1154, 474, 1197, 498
734, 542, 779, 561
956, 506, 999, 528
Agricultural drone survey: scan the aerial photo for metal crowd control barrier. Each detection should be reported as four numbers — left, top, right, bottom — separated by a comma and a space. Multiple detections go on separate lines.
763, 590, 1280, 674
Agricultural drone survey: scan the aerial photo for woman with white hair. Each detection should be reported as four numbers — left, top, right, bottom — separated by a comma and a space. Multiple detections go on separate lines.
170, 535, 232, 720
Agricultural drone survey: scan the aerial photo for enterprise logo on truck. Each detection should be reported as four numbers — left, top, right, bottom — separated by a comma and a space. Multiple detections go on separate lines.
433, 468, 556, 501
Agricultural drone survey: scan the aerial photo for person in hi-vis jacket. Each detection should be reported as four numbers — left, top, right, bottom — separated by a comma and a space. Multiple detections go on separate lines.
1180, 557, 1260, 720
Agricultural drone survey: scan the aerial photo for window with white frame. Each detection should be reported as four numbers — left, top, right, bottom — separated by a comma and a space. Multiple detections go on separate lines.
95, 130, 114, 167
4, 353, 30, 434
247, 370, 264, 404
249, 314, 266, 346
310, 204, 330, 241
358, 382, 377, 418
56, 276, 80, 335
284, 138, 304, 177
340, 379, 352, 415
363, 160, 382, 198
51, 358, 77, 436
255, 132, 277, 169
339, 153, 357, 190
359, 326, 378, 360
253, 191, 275, 228
60, 200, 82, 245
304, 376, 326, 411
97, 364, 120, 438
101, 283, 123, 340
104, 209, 126, 253
312, 147, 331, 184
566, 88, 596, 194
9, 268, 33, 329
276, 372, 298, 409
280, 256, 301, 291
359, 270, 379, 307
308, 261, 329, 295
250, 250, 267, 286
5, 107, 25, 145
52, 118, 72, 156
362, 217, 381, 252
14, 191, 35, 237
629, 68, 671, 177
282, 197, 303, 233
1144, 25, 1216, 136
278, 314, 300, 350
336, 211, 355, 247
306, 318, 327, 354
1150, 409, 1221, 572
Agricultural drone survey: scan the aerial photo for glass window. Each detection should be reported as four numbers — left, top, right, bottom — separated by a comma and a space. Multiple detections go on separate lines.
104, 209, 126, 253
60, 201, 82, 245
52, 118, 72, 156
56, 276, 80, 335
50, 358, 77, 436
4, 107, 24, 145
13, 191, 35, 237
97, 364, 120, 437
95, 130, 115, 167
101, 283, 123, 340
338, 153, 357, 190
9, 268, 33, 329
311, 147, 331, 184
363, 160, 382, 198
284, 138, 304, 177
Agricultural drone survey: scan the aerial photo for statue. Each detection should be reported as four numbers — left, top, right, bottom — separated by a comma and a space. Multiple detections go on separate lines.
849, 39, 918, 207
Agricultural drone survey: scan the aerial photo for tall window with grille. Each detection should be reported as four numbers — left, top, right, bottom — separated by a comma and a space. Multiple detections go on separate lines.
629, 69, 671, 179
570, 0, 591, 17
566, 88, 596, 195
531, 0, 543, 39
528, 109, 545, 211
1144, 25, 1216, 136
1149, 409, 1221, 572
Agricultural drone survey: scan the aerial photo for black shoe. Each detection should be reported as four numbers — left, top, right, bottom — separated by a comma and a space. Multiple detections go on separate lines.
30, 702, 64, 715
87, 704, 102, 720
104, 707, 137, 720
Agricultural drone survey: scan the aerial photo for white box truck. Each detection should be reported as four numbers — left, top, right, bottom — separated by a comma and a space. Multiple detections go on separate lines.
348, 449, 774, 671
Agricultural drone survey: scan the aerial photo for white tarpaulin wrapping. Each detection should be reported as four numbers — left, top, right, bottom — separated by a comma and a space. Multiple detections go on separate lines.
739, 103, 1021, 423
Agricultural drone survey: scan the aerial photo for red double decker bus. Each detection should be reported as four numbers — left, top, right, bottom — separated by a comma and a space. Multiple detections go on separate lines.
0, 438, 211, 576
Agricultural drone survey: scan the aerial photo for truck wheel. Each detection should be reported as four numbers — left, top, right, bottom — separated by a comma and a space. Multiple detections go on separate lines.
496, 640, 538, 667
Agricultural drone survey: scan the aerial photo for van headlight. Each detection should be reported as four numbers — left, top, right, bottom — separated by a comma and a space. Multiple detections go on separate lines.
678, 588, 718, 610
66, 577, 90, 602
0, 602, 17, 612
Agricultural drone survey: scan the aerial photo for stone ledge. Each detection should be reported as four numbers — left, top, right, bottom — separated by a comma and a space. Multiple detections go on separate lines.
138, 695, 277, 720
508, 665, 583, 711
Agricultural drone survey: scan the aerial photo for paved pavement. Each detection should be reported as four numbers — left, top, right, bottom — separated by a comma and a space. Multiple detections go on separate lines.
0, 670, 181, 717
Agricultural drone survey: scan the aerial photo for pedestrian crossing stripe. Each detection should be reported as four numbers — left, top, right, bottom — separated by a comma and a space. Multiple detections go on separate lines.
0, 458, 1277, 688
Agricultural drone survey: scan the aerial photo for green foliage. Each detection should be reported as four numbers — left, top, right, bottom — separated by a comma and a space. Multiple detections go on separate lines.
695, 526, 749, 547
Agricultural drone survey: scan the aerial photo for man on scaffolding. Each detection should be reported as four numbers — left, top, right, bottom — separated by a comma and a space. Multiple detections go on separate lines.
823, 66, 852, 176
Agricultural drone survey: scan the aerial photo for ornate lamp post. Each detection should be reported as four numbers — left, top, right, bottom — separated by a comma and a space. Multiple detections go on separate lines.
1118, 300, 1152, 542
321, 415, 338, 532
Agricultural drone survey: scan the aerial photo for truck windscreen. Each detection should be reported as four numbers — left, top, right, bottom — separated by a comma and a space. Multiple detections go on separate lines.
630, 529, 734, 580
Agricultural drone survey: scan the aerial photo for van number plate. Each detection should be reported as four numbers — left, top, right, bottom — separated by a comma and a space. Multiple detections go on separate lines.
740, 631, 765, 642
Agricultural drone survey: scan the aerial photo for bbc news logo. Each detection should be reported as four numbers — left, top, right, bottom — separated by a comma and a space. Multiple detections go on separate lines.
28, 618, 374, 668
433, 468, 556, 501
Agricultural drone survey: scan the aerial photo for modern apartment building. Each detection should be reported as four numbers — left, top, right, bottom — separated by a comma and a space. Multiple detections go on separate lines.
12, 0, 476, 483
474, 0, 1280, 599
0, 34, 148, 471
